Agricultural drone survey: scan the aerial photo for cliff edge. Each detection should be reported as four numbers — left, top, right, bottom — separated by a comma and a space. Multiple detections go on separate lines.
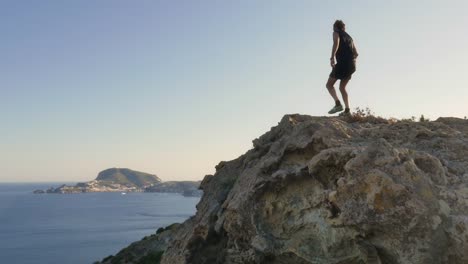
104, 114, 468, 264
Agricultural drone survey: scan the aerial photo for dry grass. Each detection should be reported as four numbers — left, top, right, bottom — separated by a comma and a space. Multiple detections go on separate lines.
341, 107, 393, 124
341, 107, 433, 125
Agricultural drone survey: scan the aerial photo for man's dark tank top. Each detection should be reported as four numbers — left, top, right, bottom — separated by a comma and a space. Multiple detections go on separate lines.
335, 30, 354, 62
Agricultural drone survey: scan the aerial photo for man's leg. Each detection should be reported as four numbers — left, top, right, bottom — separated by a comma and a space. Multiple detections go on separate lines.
326, 77, 344, 114
326, 77, 339, 102
339, 77, 351, 110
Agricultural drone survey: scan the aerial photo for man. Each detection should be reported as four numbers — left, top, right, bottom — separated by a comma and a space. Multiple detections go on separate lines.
326, 20, 358, 116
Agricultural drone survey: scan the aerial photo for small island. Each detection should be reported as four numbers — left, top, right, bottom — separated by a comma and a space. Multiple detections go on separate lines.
33, 168, 202, 197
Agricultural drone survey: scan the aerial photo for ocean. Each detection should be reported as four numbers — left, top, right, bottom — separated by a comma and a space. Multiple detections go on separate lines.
0, 183, 199, 264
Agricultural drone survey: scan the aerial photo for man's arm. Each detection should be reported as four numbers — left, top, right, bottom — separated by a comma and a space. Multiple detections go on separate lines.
352, 42, 359, 59
330, 32, 339, 67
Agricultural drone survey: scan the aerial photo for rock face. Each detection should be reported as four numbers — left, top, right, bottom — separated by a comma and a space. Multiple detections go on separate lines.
160, 115, 468, 264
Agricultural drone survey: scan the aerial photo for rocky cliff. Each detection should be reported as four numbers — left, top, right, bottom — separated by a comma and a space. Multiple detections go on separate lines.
102, 114, 468, 264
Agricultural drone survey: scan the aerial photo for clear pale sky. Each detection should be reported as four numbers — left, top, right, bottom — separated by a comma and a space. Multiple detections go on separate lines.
1, 1, 467, 182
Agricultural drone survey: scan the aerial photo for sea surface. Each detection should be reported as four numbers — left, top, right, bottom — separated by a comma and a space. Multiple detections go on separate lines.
0, 183, 200, 264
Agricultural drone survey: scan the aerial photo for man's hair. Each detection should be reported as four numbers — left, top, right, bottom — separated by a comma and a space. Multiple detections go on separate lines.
334, 20, 345, 31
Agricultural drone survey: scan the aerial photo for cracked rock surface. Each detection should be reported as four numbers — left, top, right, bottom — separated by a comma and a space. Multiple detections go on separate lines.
161, 115, 468, 264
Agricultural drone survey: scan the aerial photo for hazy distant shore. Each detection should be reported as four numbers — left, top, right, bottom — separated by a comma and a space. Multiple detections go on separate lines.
32, 168, 202, 197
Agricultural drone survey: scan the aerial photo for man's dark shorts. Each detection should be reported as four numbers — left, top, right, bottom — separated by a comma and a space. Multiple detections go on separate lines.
329, 59, 356, 80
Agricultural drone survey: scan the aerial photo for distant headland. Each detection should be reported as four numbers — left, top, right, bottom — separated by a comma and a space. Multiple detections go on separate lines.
33, 168, 202, 197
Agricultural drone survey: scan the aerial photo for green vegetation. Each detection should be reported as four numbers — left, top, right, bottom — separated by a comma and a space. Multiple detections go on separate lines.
419, 114, 430, 122
136, 251, 164, 264
95, 223, 178, 264
101, 255, 113, 262
157, 223, 180, 234
156, 227, 165, 234
400, 116, 417, 122
96, 168, 161, 187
